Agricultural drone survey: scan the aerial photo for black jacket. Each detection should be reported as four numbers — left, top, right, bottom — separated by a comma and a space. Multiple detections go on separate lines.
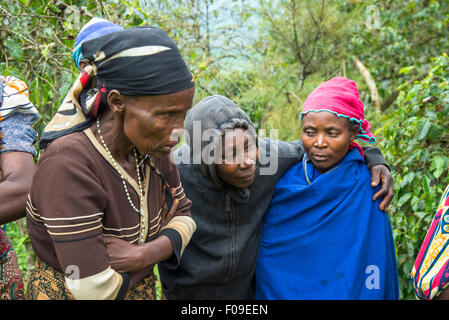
158, 95, 387, 299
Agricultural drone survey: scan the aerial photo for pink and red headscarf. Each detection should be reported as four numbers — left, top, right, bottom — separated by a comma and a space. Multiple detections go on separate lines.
300, 77, 376, 157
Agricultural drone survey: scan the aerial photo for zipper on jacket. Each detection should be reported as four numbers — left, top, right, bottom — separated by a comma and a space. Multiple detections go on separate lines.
226, 192, 231, 212
225, 192, 236, 282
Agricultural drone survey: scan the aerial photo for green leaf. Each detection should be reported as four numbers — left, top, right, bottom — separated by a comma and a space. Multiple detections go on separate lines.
6, 39, 24, 60
422, 175, 432, 195
405, 87, 417, 102
41, 45, 49, 58
418, 119, 431, 140
399, 65, 415, 74
430, 155, 446, 179
397, 193, 413, 207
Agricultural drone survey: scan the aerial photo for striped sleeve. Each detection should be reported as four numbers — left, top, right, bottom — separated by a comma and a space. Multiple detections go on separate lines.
30, 154, 127, 300
157, 154, 196, 268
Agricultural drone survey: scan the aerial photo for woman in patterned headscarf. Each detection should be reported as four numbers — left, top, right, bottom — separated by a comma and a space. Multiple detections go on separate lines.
26, 27, 196, 300
0, 75, 39, 300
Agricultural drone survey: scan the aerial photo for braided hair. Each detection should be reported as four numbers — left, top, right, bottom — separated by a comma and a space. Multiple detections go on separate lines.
144, 155, 174, 211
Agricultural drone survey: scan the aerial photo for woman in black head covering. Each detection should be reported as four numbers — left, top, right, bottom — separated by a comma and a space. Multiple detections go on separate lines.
26, 27, 196, 300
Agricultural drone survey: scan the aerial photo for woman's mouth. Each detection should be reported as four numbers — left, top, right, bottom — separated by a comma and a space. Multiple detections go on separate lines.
240, 174, 254, 180
311, 154, 330, 162
160, 143, 179, 152
239, 168, 256, 181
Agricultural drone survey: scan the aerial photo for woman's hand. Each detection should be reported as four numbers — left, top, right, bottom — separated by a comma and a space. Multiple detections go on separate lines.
105, 186, 180, 274
105, 234, 175, 273
104, 236, 145, 273
160, 187, 180, 228
370, 164, 394, 212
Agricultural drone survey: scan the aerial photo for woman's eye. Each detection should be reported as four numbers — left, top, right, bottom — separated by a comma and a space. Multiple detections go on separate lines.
328, 131, 338, 137
246, 142, 255, 152
224, 156, 236, 164
304, 129, 315, 136
160, 111, 178, 118
223, 151, 236, 161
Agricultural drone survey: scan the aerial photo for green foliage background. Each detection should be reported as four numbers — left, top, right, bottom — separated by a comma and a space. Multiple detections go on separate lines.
377, 54, 449, 298
1, 0, 449, 300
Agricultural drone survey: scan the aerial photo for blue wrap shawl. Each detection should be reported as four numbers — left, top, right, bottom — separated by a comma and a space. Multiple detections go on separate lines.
255, 149, 399, 300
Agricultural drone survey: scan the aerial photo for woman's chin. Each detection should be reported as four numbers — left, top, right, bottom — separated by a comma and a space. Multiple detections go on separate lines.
311, 159, 342, 174
150, 146, 175, 158
235, 177, 254, 189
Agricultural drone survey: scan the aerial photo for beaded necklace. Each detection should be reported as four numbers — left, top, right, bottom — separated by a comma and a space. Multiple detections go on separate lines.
96, 115, 145, 218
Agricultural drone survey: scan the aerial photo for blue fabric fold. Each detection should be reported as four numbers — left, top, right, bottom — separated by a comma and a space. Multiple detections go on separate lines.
255, 149, 399, 300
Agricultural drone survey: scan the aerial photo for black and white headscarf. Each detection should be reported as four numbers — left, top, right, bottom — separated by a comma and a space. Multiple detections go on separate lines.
82, 26, 194, 96
40, 27, 195, 149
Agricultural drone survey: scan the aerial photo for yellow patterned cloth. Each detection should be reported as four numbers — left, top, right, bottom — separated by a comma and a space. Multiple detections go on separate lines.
411, 184, 449, 299
26, 258, 157, 300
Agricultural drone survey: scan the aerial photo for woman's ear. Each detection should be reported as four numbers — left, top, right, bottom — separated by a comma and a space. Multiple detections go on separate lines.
107, 90, 126, 115
349, 123, 359, 142
79, 60, 88, 71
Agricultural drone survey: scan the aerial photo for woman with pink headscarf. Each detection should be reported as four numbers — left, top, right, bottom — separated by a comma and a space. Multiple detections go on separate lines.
255, 77, 399, 300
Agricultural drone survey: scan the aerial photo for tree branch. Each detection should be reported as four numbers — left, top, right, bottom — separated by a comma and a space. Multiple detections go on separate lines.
354, 56, 381, 111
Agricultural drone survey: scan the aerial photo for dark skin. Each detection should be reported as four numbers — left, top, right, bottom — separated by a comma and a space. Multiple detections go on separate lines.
107, 110, 394, 282
216, 128, 258, 188
0, 152, 35, 225
435, 287, 449, 300
81, 60, 392, 209
78, 60, 88, 71
94, 86, 194, 288
302, 111, 393, 211
302, 112, 358, 173
216, 123, 394, 212
104, 186, 180, 273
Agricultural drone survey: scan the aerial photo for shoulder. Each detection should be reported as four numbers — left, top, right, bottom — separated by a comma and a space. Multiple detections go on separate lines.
334, 150, 371, 185
30, 132, 107, 205
259, 138, 303, 158
275, 158, 303, 186
151, 152, 183, 187
37, 131, 99, 171
40, 131, 89, 158
257, 138, 303, 177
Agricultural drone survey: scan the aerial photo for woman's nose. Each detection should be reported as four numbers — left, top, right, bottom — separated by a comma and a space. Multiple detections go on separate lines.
314, 134, 327, 148
239, 157, 255, 169
170, 128, 184, 143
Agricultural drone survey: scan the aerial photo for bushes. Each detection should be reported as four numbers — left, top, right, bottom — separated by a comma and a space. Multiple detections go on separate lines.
377, 54, 449, 299
1, 0, 448, 300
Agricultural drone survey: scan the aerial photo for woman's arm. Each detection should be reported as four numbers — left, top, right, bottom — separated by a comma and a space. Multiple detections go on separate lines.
363, 146, 394, 212
105, 155, 196, 274
105, 196, 180, 274
105, 235, 173, 289
0, 111, 38, 224
434, 287, 449, 300
0, 151, 35, 225
30, 153, 129, 300
105, 235, 173, 274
